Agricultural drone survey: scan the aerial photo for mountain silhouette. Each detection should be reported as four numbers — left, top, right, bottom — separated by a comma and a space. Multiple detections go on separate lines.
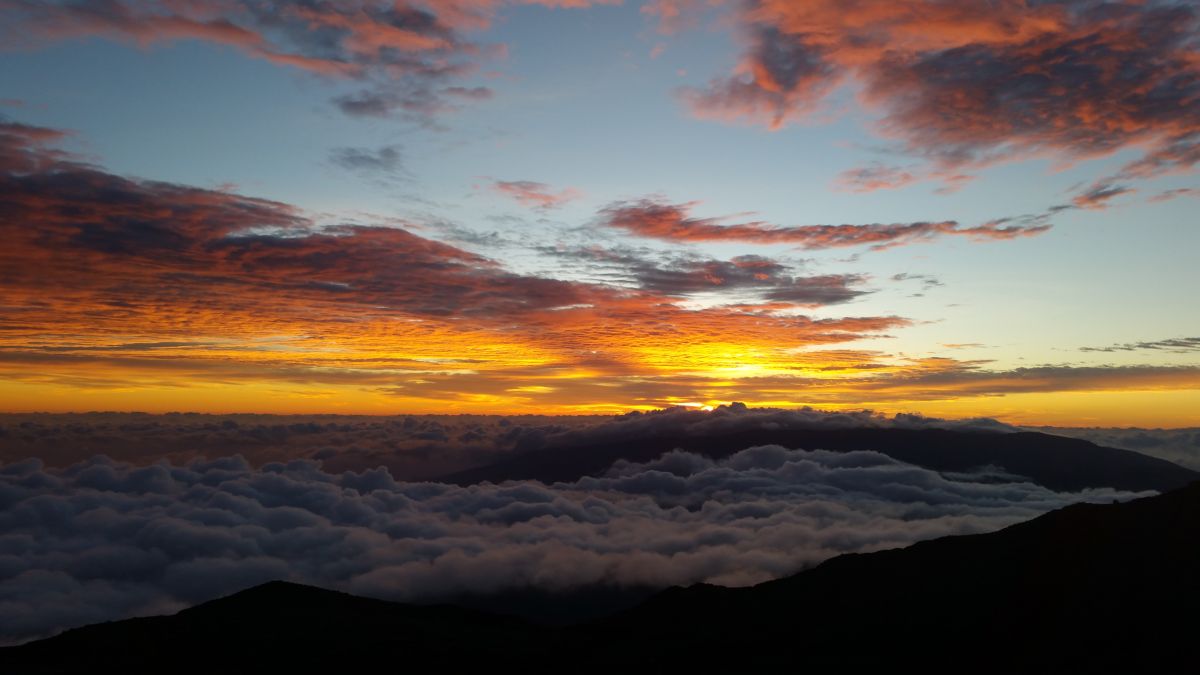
5, 480, 1198, 672
444, 427, 1197, 493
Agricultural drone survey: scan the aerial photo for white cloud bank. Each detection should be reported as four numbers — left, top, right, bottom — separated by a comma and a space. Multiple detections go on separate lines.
0, 446, 1148, 644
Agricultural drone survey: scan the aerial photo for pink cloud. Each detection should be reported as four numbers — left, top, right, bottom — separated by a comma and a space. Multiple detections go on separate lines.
492, 180, 582, 209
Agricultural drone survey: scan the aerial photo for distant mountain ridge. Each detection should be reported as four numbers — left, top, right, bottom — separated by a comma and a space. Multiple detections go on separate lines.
6, 479, 1199, 672
445, 427, 1198, 493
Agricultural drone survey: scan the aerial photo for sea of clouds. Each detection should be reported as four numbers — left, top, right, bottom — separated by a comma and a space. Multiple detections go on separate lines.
0, 444, 1149, 644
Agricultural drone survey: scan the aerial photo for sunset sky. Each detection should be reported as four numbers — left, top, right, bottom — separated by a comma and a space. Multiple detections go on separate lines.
0, 0, 1197, 424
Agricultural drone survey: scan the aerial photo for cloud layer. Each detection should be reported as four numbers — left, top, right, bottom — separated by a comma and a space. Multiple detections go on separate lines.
1, 119, 1195, 413
0, 119, 918, 409
0, 447, 1148, 644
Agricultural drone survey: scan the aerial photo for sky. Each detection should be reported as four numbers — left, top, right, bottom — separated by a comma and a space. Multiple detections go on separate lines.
0, 0, 1198, 424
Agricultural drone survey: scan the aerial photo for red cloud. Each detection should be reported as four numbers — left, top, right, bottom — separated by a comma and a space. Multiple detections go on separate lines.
601, 198, 1049, 249
683, 0, 1200, 182
492, 180, 582, 209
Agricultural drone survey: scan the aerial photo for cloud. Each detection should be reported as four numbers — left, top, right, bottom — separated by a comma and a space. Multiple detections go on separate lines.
329, 145, 404, 176
495, 404, 1021, 453
891, 273, 942, 290
0, 406, 1020, 478
0, 449, 1148, 643
1081, 337, 1200, 354
681, 0, 1200, 187
1072, 183, 1135, 210
0, 1, 600, 121
491, 180, 582, 210
1148, 187, 1200, 203
834, 164, 919, 193
600, 197, 1050, 249
641, 0, 713, 34
0, 119, 915, 405
541, 246, 870, 305
834, 363, 1200, 400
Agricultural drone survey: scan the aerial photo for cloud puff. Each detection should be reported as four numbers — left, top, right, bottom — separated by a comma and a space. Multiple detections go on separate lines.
834, 164, 919, 193
491, 180, 582, 210
683, 0, 1200, 188
600, 197, 1050, 249
329, 145, 404, 175
0, 447, 1148, 644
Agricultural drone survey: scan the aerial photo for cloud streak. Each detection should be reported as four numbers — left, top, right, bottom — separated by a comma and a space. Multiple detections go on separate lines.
1081, 337, 1200, 354
601, 198, 1050, 249
491, 180, 582, 209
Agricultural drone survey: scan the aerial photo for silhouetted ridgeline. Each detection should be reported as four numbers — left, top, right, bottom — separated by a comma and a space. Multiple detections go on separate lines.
5, 480, 1198, 673
446, 427, 1198, 493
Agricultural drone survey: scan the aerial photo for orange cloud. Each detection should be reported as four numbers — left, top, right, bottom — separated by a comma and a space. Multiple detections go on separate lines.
1072, 183, 1135, 210
682, 0, 1200, 186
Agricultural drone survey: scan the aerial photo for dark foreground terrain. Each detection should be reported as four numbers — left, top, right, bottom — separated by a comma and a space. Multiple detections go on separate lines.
4, 479, 1198, 673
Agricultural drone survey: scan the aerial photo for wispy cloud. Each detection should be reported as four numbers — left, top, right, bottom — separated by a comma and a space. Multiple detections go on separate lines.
601, 198, 1049, 250
0, 1, 610, 122
1081, 337, 1200, 354
491, 180, 582, 210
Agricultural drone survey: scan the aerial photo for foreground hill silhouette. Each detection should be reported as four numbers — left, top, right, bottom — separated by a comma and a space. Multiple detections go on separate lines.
5, 481, 1198, 673
445, 426, 1198, 493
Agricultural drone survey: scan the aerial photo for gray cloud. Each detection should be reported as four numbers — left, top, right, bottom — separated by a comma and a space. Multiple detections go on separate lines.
1, 1, 498, 123
540, 246, 870, 306
0, 446, 1146, 644
1081, 337, 1200, 353
329, 145, 403, 175
0, 408, 1015, 477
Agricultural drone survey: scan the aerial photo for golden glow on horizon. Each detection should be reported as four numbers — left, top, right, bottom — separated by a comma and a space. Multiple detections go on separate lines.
3, 303, 1199, 425
3, 363, 1199, 426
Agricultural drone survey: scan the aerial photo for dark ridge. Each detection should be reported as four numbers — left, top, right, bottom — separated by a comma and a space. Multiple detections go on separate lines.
5, 482, 1199, 672
442, 427, 1198, 493
415, 584, 663, 626
0, 580, 542, 672
592, 480, 1200, 671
